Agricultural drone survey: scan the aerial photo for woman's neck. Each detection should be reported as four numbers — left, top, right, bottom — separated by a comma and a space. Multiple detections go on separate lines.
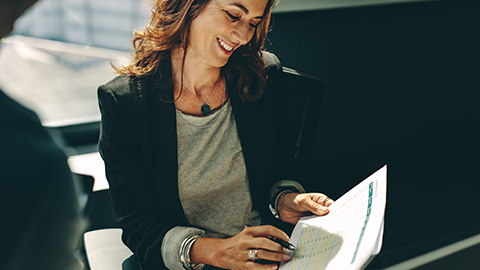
171, 46, 221, 96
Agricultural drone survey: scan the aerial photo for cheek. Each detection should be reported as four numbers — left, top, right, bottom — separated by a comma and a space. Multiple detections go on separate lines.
249, 31, 256, 41
245, 30, 257, 45
193, 22, 216, 42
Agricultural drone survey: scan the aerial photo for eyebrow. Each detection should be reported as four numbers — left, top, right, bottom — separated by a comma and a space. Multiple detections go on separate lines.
231, 2, 264, 19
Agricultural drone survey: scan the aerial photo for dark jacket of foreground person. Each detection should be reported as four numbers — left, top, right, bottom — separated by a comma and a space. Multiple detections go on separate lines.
0, 89, 84, 270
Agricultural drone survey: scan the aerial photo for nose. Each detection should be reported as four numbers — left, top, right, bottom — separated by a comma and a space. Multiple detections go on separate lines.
231, 22, 253, 46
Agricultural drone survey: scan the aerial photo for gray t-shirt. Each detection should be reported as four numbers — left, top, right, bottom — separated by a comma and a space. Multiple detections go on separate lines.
161, 100, 261, 269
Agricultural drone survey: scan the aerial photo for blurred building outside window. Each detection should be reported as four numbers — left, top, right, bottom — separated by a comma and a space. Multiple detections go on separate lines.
0, 0, 150, 135
13, 0, 150, 51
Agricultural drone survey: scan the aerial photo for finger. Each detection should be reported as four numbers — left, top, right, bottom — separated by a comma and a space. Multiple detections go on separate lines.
311, 193, 334, 207
245, 225, 290, 242
324, 198, 334, 207
256, 249, 291, 263
249, 237, 284, 253
245, 260, 279, 270
311, 193, 328, 204
306, 195, 330, 215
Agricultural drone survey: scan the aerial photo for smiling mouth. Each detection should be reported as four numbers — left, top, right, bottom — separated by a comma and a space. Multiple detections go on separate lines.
217, 38, 234, 52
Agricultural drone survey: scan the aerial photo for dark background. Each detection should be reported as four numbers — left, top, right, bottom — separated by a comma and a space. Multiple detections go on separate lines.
266, 0, 480, 268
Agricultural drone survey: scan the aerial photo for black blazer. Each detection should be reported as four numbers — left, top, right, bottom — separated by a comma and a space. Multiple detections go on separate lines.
0, 89, 83, 270
98, 53, 296, 269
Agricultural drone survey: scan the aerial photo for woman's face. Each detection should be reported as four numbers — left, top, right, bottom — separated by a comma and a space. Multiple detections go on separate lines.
186, 0, 269, 69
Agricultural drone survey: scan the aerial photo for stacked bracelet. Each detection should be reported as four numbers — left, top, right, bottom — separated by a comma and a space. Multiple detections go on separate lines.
179, 235, 205, 270
269, 186, 300, 219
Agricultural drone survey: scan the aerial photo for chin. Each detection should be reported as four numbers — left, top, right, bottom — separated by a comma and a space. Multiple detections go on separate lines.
212, 58, 229, 68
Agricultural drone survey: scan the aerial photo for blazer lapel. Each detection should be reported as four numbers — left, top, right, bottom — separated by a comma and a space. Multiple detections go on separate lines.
147, 85, 187, 223
228, 82, 277, 214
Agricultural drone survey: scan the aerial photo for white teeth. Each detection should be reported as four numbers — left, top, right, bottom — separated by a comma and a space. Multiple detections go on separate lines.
218, 38, 233, 51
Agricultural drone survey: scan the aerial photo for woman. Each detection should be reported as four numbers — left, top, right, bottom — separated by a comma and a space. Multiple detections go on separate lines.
98, 0, 333, 269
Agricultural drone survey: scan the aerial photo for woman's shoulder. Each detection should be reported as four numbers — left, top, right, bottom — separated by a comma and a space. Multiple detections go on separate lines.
97, 74, 157, 106
263, 51, 282, 74
98, 75, 139, 98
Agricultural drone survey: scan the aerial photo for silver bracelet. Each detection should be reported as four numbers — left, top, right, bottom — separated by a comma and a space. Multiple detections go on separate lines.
179, 235, 205, 270
269, 190, 294, 219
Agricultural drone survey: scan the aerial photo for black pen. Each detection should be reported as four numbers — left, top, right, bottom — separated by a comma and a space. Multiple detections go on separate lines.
267, 236, 296, 250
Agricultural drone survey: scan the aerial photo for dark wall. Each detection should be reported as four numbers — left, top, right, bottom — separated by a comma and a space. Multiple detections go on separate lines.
268, 0, 479, 161
267, 1, 480, 267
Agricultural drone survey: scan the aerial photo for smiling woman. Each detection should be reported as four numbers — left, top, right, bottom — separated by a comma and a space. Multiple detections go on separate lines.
116, 0, 275, 103
98, 0, 333, 269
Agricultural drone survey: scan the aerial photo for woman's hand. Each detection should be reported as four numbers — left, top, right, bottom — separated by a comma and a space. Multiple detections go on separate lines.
190, 225, 291, 270
277, 192, 334, 224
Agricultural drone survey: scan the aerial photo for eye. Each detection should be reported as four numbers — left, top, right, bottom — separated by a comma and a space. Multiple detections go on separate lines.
225, 11, 240, 22
249, 22, 259, 30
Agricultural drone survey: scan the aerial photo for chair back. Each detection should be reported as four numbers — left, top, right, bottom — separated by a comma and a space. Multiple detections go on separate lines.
272, 66, 324, 177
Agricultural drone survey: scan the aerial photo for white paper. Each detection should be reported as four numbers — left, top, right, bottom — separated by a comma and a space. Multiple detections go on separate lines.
280, 165, 387, 270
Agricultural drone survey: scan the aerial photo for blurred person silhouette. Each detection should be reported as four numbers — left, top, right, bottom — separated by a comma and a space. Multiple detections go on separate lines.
0, 0, 85, 269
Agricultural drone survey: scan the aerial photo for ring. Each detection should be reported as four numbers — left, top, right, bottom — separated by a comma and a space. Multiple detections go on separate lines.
247, 249, 258, 261
322, 197, 330, 206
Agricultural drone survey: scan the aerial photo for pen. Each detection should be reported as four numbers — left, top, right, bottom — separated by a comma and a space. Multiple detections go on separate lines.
267, 236, 296, 250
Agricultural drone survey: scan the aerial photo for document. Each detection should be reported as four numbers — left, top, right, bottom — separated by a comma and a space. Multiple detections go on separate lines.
280, 165, 387, 270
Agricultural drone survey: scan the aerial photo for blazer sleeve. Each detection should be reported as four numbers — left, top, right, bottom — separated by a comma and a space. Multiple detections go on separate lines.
98, 83, 174, 270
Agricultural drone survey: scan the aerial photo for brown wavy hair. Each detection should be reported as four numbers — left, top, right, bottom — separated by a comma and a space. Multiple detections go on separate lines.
115, 0, 277, 101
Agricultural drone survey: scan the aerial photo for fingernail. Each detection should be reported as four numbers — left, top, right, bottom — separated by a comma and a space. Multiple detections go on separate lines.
272, 265, 278, 270
283, 255, 291, 262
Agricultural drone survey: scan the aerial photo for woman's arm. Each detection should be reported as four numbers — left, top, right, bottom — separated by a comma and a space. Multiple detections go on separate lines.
98, 83, 179, 269
264, 53, 334, 226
